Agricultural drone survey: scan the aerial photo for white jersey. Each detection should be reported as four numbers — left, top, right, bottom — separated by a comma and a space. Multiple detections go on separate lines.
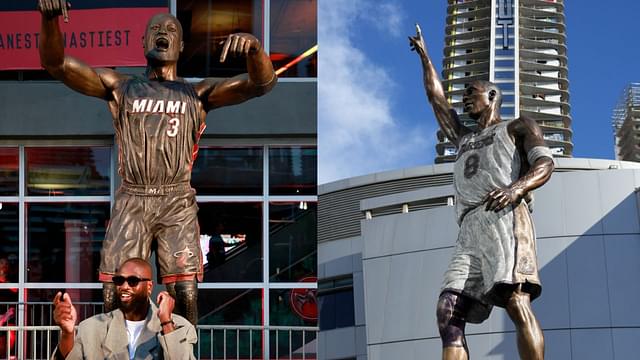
453, 121, 520, 224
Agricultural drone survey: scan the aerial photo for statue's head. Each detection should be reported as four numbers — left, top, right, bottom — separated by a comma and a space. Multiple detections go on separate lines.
463, 80, 502, 120
143, 13, 184, 64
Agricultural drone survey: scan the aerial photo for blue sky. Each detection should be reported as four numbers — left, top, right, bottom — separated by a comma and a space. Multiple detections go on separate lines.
318, 1, 640, 184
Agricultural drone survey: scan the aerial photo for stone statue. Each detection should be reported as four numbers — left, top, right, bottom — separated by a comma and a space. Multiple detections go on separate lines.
410, 24, 553, 360
38, 0, 276, 325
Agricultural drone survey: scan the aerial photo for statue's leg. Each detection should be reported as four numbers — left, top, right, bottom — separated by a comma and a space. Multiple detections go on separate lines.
166, 282, 176, 298
436, 291, 470, 360
170, 279, 198, 325
505, 286, 544, 360
102, 281, 117, 313
99, 190, 151, 313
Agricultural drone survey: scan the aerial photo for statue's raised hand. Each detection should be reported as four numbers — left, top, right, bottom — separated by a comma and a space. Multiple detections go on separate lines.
219, 33, 262, 63
408, 23, 428, 58
38, 0, 70, 22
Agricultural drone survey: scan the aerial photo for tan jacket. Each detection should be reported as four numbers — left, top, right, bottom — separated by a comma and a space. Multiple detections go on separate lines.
52, 302, 196, 360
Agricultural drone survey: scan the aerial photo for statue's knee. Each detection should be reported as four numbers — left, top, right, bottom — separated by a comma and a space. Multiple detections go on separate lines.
506, 290, 532, 325
436, 292, 467, 347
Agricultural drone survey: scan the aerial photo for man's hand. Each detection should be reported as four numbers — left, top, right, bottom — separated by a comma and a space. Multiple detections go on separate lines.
53, 292, 77, 334
408, 23, 428, 58
219, 33, 261, 63
484, 187, 525, 212
156, 291, 175, 323
38, 0, 70, 22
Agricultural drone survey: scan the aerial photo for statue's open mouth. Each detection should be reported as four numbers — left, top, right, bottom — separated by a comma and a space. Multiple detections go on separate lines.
155, 37, 169, 50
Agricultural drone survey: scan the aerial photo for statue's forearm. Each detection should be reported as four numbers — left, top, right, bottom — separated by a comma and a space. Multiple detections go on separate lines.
39, 16, 65, 76
420, 54, 461, 144
510, 157, 554, 197
246, 47, 276, 96
421, 55, 446, 104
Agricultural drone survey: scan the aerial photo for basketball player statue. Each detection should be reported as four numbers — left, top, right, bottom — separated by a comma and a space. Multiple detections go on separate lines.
38, 1, 277, 325
410, 25, 554, 359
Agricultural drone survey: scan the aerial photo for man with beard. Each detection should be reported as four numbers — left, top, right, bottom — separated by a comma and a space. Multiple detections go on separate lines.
51, 258, 196, 359
38, 0, 277, 325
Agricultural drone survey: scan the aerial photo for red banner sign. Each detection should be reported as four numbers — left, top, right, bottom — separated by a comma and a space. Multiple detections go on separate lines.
0, 7, 168, 70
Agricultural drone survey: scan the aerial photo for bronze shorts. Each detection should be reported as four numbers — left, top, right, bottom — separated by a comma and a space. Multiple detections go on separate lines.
441, 201, 541, 323
99, 182, 202, 284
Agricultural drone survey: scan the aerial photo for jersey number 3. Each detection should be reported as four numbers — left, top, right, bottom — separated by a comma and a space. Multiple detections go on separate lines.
464, 154, 480, 179
167, 118, 180, 137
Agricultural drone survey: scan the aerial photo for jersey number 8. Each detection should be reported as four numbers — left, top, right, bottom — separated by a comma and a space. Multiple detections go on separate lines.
464, 154, 480, 179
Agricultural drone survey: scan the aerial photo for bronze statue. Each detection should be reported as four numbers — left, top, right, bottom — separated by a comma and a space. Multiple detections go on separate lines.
38, 0, 276, 325
410, 25, 553, 360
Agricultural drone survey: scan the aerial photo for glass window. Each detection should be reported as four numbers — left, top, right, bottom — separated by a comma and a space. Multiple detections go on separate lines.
269, 289, 317, 359
318, 275, 355, 330
318, 288, 354, 331
197, 289, 262, 359
26, 203, 110, 283
495, 71, 514, 79
501, 107, 515, 116
444, 148, 457, 156
25, 289, 103, 325
495, 49, 514, 57
269, 202, 317, 282
192, 147, 263, 195
495, 59, 514, 68
24, 289, 102, 359
550, 146, 564, 155
270, 0, 317, 77
0, 148, 18, 196
269, 147, 317, 195
0, 203, 18, 284
26, 147, 111, 196
199, 203, 263, 282
498, 83, 515, 92
198, 289, 262, 325
502, 94, 515, 103
270, 287, 317, 326
177, 0, 263, 78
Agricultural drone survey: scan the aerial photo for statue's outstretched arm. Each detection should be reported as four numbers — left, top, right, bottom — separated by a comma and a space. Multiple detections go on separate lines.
410, 24, 466, 146
38, 0, 120, 100
198, 33, 277, 111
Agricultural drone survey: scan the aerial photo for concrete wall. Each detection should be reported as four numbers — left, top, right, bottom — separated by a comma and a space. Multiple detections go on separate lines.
317, 248, 367, 360
358, 168, 640, 359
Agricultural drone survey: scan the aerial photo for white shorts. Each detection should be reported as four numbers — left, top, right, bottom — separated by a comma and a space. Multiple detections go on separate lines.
441, 201, 541, 323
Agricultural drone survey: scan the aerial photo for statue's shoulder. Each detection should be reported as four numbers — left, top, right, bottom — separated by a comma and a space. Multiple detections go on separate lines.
509, 116, 540, 134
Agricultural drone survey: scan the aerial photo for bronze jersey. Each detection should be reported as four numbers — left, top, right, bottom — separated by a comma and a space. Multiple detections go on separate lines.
114, 77, 206, 185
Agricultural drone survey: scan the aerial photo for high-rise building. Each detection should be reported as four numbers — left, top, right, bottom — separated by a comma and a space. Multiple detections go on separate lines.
436, 0, 572, 163
612, 83, 640, 161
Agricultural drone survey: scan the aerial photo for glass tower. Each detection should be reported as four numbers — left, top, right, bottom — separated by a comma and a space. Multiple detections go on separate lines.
436, 0, 572, 163
612, 83, 640, 161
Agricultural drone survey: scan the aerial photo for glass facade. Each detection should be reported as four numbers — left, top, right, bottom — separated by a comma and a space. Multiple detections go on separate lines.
177, 0, 263, 78
318, 275, 354, 331
176, 0, 317, 78
270, 0, 317, 77
0, 143, 317, 356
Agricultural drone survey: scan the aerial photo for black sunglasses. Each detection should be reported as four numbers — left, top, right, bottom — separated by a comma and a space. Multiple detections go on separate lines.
112, 275, 151, 287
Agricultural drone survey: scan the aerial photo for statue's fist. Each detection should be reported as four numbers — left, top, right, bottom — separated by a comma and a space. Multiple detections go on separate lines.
219, 33, 261, 63
38, 0, 70, 22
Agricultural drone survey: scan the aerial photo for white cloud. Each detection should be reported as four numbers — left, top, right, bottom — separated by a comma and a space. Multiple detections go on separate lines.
318, 0, 429, 184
